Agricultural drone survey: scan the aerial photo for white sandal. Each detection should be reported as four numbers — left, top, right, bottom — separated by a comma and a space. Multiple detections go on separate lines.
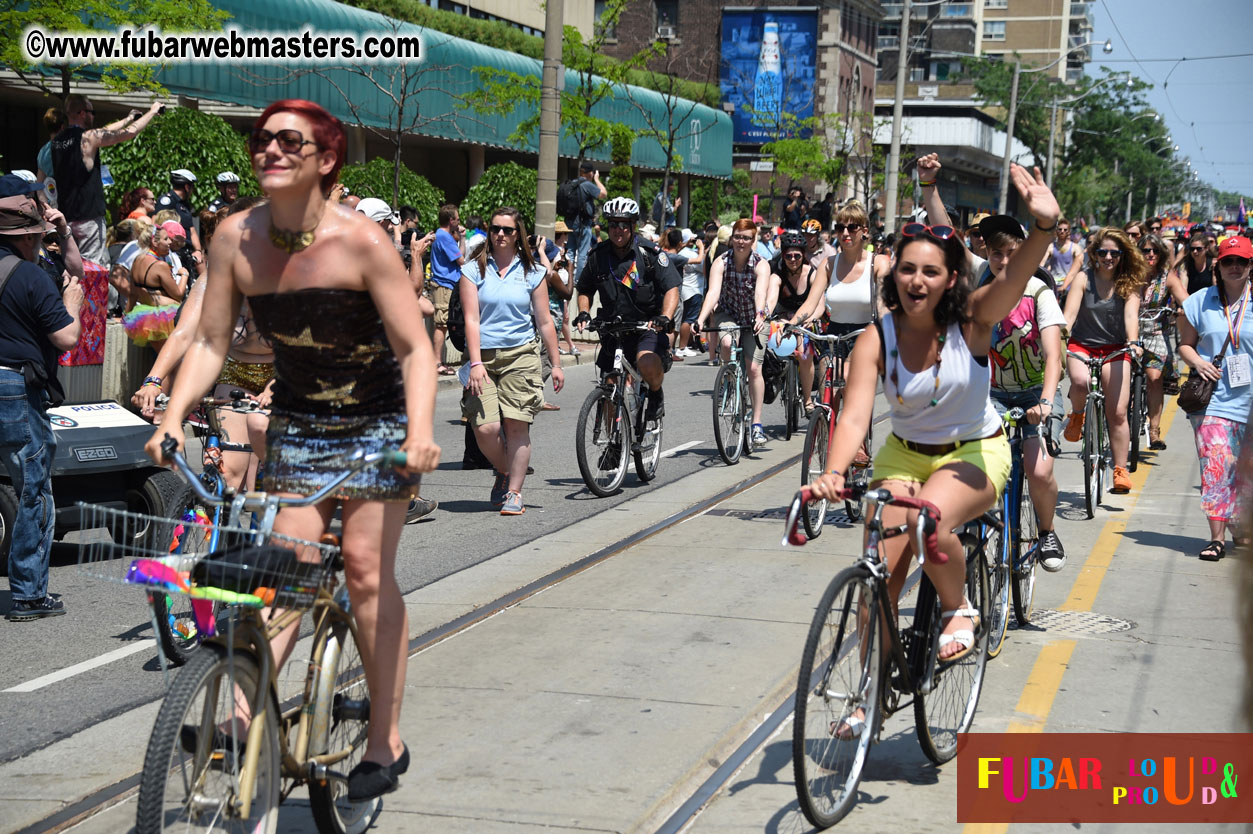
938, 602, 980, 662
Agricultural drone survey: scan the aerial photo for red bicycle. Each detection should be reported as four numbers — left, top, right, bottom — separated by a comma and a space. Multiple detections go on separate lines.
790, 324, 873, 536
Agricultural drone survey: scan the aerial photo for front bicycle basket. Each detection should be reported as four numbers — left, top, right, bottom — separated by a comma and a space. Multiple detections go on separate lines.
76, 502, 336, 611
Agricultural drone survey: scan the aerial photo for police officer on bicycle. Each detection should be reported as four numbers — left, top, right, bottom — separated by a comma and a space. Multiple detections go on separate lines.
573, 197, 681, 423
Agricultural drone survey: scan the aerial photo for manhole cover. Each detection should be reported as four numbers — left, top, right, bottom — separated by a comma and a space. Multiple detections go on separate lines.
1020, 608, 1135, 636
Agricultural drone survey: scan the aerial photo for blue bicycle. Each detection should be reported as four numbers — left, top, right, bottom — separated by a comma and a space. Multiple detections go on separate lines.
983, 407, 1040, 659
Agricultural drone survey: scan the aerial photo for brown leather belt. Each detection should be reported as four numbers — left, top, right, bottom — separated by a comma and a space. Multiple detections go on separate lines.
893, 426, 1004, 456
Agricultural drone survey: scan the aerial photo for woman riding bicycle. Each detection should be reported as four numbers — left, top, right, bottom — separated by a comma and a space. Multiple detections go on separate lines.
764, 231, 827, 413
696, 217, 773, 449
1061, 227, 1147, 495
808, 164, 1060, 677
147, 98, 440, 802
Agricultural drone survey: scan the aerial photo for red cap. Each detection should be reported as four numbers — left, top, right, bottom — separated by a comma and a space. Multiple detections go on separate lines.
1217, 236, 1252, 260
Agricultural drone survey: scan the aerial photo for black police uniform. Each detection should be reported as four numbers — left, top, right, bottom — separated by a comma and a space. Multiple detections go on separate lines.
575, 236, 681, 374
156, 188, 198, 278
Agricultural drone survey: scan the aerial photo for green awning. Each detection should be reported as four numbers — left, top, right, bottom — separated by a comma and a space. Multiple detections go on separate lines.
152, 0, 732, 177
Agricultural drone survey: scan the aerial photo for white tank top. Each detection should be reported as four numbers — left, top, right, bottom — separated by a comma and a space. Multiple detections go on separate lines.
881, 315, 1002, 445
825, 250, 874, 324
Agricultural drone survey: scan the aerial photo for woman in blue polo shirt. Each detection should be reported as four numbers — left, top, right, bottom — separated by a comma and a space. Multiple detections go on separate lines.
1178, 235, 1253, 561
460, 206, 564, 516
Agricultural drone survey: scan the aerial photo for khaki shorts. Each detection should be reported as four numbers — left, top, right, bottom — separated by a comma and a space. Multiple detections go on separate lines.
712, 313, 763, 366
431, 285, 453, 328
463, 340, 543, 426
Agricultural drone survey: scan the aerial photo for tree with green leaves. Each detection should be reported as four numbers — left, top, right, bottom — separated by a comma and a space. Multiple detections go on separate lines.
338, 157, 445, 231
459, 162, 538, 233
0, 0, 228, 100
466, 0, 660, 166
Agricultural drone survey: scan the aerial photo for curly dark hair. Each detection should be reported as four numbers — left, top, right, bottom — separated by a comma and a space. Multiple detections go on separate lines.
881, 233, 971, 327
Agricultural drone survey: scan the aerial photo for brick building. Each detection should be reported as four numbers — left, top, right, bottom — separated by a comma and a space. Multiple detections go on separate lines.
600, 1, 885, 220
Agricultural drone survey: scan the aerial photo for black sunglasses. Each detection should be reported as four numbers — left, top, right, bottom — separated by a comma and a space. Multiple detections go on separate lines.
831, 223, 863, 234
1219, 257, 1250, 268
489, 224, 517, 235
1139, 248, 1157, 256
1096, 249, 1122, 259
1189, 246, 1206, 253
249, 128, 319, 155
902, 223, 957, 240
783, 252, 804, 260
606, 220, 633, 231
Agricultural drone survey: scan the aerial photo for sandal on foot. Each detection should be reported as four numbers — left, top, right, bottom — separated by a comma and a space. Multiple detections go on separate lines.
1199, 540, 1225, 562
347, 744, 410, 802
832, 709, 866, 740
938, 603, 980, 662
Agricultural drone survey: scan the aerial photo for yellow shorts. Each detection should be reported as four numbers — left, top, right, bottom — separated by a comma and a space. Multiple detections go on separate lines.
872, 432, 1011, 496
463, 340, 543, 426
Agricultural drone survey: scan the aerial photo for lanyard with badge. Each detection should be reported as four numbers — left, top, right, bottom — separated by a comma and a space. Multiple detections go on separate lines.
1223, 282, 1251, 387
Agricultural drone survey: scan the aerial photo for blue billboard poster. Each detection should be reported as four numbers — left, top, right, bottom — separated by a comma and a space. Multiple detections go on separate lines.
720, 8, 818, 144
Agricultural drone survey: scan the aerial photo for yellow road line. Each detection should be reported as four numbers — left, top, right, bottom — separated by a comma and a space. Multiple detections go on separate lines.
961, 397, 1182, 834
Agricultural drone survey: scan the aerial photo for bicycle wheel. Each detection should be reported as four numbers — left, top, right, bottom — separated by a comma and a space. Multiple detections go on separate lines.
308, 608, 382, 834
576, 387, 630, 497
633, 408, 664, 482
914, 540, 988, 765
1129, 368, 1145, 472
793, 565, 881, 829
983, 514, 1010, 660
800, 409, 829, 538
136, 643, 280, 834
1096, 407, 1107, 506
712, 364, 744, 465
1012, 477, 1039, 627
152, 495, 217, 666
782, 362, 799, 441
1082, 397, 1097, 519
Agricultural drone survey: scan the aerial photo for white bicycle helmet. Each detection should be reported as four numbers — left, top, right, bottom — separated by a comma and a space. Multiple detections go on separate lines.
601, 197, 639, 221
216, 171, 240, 184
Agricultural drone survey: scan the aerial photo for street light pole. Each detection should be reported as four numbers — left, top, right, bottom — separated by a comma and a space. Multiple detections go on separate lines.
534, 0, 564, 237
997, 61, 1021, 214
883, 0, 912, 235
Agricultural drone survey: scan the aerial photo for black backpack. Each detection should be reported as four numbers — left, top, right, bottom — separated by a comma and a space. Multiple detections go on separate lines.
556, 178, 584, 221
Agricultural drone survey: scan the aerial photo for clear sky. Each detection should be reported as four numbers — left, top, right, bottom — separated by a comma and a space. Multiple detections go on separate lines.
1090, 0, 1253, 199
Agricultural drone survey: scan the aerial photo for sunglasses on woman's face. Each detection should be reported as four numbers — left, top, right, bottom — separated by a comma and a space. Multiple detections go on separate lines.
1096, 249, 1122, 259
901, 223, 957, 240
249, 128, 318, 155
1128, 230, 1141, 238
1189, 246, 1206, 253
731, 234, 755, 243
1219, 256, 1251, 269
831, 223, 863, 234
1140, 248, 1158, 257
783, 252, 804, 261
489, 224, 517, 236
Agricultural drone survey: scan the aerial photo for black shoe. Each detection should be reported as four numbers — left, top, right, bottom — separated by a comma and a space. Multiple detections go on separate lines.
645, 389, 664, 422
1039, 530, 1066, 572
347, 744, 409, 802
6, 595, 66, 621
179, 725, 245, 769
598, 443, 622, 470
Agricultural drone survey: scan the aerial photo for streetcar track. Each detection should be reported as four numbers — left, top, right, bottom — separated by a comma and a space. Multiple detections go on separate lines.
17, 452, 805, 834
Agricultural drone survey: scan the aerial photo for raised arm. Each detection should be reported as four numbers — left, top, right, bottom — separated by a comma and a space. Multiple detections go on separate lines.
85, 101, 162, 152
917, 153, 979, 274
968, 165, 1060, 326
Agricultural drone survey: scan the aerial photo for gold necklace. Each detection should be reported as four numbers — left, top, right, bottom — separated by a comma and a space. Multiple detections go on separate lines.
269, 212, 323, 254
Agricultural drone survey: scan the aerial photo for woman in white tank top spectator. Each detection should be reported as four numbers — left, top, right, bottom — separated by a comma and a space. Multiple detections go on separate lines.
808, 165, 1060, 681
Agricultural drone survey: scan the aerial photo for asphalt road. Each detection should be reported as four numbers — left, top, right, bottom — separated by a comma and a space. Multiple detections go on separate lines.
0, 352, 798, 766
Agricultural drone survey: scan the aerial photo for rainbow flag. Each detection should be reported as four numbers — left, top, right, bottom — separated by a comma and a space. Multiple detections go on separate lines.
619, 260, 639, 289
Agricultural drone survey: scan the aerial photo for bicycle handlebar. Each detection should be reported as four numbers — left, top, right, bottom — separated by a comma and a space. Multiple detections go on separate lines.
160, 434, 404, 508
783, 485, 946, 565
788, 324, 866, 344
1066, 347, 1134, 367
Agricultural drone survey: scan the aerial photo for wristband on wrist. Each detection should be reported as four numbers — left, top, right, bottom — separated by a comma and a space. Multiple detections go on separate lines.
1034, 219, 1058, 233
918, 179, 937, 188
142, 376, 162, 388
826, 468, 843, 478
470, 361, 484, 368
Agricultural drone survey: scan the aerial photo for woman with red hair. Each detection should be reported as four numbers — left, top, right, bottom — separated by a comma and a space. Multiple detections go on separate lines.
148, 100, 439, 803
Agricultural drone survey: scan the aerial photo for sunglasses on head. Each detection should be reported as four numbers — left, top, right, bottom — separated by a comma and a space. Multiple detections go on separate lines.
606, 220, 633, 231
1096, 248, 1122, 259
831, 223, 863, 234
489, 224, 517, 235
1219, 256, 1250, 268
902, 223, 957, 240
249, 128, 319, 155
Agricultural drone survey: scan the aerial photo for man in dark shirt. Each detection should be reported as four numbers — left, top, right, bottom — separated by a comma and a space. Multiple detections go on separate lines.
573, 197, 680, 421
51, 95, 161, 267
157, 169, 203, 276
568, 161, 606, 281
0, 193, 83, 620
783, 187, 808, 230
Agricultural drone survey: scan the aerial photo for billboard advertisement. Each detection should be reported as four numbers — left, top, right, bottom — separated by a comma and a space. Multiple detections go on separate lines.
720, 8, 818, 144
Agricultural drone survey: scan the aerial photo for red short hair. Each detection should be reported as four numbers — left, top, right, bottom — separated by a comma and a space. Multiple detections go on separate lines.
731, 218, 757, 235
253, 99, 346, 194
